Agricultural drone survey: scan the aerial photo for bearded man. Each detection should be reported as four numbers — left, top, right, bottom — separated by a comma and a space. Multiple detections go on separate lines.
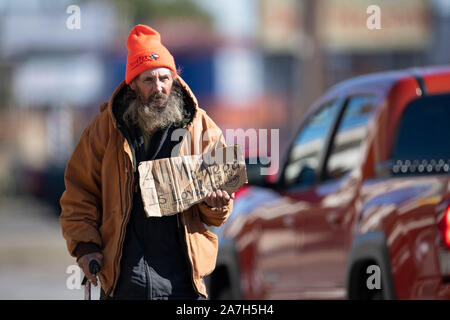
59, 25, 234, 300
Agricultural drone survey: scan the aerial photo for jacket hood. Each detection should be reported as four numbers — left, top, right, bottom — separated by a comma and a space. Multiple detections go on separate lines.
102, 76, 198, 131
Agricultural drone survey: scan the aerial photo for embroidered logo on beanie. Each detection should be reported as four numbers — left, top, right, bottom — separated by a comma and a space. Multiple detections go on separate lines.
150, 53, 160, 60
129, 53, 161, 71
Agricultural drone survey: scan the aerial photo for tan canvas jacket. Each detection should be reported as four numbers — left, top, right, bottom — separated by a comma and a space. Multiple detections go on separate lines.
60, 76, 233, 298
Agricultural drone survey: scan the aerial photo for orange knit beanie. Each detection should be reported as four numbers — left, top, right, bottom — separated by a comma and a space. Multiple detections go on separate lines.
125, 25, 177, 84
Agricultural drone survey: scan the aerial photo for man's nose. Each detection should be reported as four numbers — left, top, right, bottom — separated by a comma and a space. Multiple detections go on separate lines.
155, 80, 164, 94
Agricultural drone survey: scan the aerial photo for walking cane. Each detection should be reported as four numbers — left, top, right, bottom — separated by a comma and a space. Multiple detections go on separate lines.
81, 260, 101, 300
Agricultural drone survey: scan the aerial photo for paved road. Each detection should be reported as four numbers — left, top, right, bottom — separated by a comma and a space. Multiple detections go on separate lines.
0, 196, 100, 299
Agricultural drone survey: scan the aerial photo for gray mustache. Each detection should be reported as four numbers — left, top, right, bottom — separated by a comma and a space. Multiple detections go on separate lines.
148, 93, 167, 103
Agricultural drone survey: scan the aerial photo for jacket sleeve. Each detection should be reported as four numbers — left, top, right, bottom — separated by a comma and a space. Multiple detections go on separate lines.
59, 115, 106, 257
195, 111, 234, 227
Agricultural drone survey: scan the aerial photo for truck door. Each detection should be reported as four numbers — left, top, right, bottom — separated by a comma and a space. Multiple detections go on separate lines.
299, 95, 377, 299
260, 99, 343, 298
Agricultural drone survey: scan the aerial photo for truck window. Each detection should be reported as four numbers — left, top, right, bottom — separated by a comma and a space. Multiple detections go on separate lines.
324, 95, 376, 180
392, 93, 450, 161
283, 100, 341, 187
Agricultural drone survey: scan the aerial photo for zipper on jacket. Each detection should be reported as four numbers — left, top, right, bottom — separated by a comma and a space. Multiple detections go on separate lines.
108, 120, 202, 297
107, 129, 135, 297
108, 148, 134, 297
174, 128, 205, 298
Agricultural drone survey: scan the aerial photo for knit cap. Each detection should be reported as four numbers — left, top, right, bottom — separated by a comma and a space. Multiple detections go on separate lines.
125, 25, 177, 84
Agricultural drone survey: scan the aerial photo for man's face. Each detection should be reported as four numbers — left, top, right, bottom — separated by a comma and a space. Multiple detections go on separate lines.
123, 66, 184, 135
130, 67, 174, 108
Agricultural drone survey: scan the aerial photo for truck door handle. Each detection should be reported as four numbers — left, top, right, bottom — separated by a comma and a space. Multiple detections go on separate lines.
326, 210, 344, 225
282, 215, 295, 228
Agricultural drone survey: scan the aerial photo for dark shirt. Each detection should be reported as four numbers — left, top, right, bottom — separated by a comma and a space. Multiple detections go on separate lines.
113, 124, 198, 300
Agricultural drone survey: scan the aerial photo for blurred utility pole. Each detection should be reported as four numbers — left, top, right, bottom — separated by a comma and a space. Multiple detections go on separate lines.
301, 0, 324, 111
282, 0, 325, 144
47, 104, 73, 167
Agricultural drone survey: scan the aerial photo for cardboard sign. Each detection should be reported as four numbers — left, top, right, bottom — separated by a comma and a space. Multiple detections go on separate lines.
138, 145, 247, 217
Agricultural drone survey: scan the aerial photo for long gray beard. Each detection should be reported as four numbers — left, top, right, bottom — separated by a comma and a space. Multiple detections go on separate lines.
123, 81, 185, 136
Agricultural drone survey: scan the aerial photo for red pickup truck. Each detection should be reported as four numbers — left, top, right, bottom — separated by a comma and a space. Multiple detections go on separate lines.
208, 66, 450, 300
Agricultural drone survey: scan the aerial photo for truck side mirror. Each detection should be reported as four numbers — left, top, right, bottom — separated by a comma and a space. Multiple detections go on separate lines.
245, 157, 277, 189
296, 165, 316, 187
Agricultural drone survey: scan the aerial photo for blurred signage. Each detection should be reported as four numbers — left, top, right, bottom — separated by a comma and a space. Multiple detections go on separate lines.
259, 0, 305, 53
317, 0, 431, 52
12, 54, 104, 107
0, 1, 117, 58
215, 47, 263, 106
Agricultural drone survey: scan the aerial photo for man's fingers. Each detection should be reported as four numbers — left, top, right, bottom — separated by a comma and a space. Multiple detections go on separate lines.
95, 252, 104, 265
211, 191, 217, 207
87, 273, 98, 286
85, 266, 99, 286
78, 253, 103, 287
204, 190, 234, 208
81, 264, 97, 285
205, 191, 215, 207
88, 254, 103, 274
220, 190, 229, 206
217, 191, 226, 206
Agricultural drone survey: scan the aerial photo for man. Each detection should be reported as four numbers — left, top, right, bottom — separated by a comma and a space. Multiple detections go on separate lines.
60, 25, 234, 300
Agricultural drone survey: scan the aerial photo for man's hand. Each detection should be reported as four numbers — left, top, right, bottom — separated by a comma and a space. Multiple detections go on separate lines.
204, 190, 235, 209
77, 252, 103, 286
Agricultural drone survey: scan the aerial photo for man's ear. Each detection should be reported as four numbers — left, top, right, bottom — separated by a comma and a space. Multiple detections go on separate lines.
129, 79, 137, 92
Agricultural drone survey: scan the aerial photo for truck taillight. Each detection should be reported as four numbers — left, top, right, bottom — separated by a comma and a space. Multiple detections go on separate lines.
439, 205, 450, 248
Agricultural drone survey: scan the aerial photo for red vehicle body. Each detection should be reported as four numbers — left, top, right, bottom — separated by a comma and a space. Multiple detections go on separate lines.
208, 66, 450, 300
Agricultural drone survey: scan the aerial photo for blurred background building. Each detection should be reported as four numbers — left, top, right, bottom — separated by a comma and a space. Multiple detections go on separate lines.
0, 0, 449, 299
